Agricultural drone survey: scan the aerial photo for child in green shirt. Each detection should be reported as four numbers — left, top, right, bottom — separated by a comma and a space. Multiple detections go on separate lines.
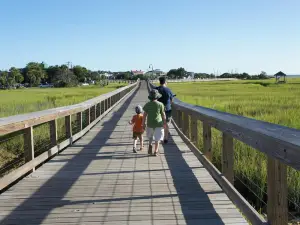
142, 89, 167, 156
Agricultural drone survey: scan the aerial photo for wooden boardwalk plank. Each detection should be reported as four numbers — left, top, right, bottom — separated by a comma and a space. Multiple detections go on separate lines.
0, 82, 248, 225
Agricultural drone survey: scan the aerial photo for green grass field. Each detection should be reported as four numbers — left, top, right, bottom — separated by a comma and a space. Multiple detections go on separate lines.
168, 78, 300, 217
0, 83, 127, 118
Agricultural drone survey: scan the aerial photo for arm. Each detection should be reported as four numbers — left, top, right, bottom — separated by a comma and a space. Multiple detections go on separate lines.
142, 112, 148, 129
160, 105, 167, 127
129, 116, 135, 125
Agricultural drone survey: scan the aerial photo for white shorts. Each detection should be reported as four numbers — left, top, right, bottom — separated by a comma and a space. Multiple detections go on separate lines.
146, 127, 164, 142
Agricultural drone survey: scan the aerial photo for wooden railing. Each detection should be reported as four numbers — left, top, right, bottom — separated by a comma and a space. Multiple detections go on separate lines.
0, 81, 139, 191
147, 81, 300, 225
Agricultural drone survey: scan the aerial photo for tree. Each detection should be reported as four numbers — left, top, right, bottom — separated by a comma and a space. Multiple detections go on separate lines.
46, 65, 61, 83
72, 65, 88, 82
90, 71, 100, 82
0, 71, 8, 87
166, 67, 187, 79
53, 68, 78, 87
10, 67, 23, 84
25, 62, 46, 86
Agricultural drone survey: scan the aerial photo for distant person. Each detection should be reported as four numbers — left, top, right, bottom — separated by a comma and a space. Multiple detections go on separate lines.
142, 89, 167, 156
129, 105, 144, 153
155, 76, 175, 144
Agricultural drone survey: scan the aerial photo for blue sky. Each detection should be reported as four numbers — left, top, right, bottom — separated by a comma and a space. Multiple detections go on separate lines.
0, 0, 299, 74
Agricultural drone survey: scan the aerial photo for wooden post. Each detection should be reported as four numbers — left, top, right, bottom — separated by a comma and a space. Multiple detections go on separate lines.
267, 158, 288, 225
105, 99, 108, 111
90, 105, 96, 122
222, 133, 234, 184
183, 112, 189, 138
97, 103, 100, 117
203, 122, 212, 161
177, 110, 182, 129
85, 108, 90, 126
191, 117, 198, 146
77, 112, 82, 131
65, 115, 72, 139
50, 119, 57, 147
24, 127, 34, 170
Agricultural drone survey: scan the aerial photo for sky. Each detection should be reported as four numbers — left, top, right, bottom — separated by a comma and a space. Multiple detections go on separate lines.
0, 0, 299, 75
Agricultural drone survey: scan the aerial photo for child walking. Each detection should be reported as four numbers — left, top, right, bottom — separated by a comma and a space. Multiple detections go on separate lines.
129, 105, 144, 153
142, 89, 167, 156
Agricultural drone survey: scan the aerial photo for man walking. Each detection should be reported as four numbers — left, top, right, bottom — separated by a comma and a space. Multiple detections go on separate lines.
155, 76, 175, 144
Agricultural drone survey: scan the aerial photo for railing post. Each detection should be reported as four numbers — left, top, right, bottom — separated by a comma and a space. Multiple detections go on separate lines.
24, 127, 35, 170
105, 99, 108, 111
177, 110, 183, 129
77, 112, 82, 131
86, 108, 90, 126
222, 133, 234, 184
65, 115, 72, 139
183, 111, 189, 138
97, 103, 100, 117
203, 122, 212, 161
267, 158, 288, 225
191, 117, 198, 146
90, 105, 96, 122
50, 119, 57, 147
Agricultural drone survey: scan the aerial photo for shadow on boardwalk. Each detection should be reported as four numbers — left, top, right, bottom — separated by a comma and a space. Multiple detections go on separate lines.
162, 134, 224, 224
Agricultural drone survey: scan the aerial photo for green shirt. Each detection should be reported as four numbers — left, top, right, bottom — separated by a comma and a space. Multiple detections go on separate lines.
143, 100, 165, 128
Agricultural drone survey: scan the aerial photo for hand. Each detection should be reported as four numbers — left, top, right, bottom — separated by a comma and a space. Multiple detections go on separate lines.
163, 122, 167, 129
129, 121, 132, 125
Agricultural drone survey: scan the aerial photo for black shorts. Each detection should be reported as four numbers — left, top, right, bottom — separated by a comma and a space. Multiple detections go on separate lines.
165, 110, 172, 124
133, 132, 143, 139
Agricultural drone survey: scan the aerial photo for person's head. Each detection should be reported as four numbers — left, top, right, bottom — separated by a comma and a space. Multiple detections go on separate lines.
148, 89, 162, 101
159, 76, 167, 86
135, 105, 143, 114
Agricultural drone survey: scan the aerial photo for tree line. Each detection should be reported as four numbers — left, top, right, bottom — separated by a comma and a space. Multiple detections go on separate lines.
0, 62, 141, 89
166, 68, 270, 80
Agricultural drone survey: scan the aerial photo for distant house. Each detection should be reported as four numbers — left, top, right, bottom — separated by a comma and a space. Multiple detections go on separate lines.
145, 69, 166, 77
131, 70, 144, 76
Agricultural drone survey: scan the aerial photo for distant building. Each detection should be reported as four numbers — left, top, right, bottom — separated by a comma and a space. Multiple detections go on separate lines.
145, 69, 166, 77
131, 70, 144, 76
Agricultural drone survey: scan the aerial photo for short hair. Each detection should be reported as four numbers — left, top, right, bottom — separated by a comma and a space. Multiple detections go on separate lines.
159, 76, 166, 84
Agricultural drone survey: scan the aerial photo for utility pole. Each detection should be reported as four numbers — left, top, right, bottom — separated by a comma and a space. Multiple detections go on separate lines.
66, 61, 72, 69
149, 64, 154, 80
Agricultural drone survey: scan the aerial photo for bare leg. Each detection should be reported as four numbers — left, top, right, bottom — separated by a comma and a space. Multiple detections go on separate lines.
133, 138, 137, 153
154, 141, 160, 156
148, 137, 153, 155
139, 136, 144, 150
164, 123, 169, 141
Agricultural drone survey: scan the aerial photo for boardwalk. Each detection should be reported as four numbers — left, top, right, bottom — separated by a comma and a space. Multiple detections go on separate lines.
0, 82, 248, 225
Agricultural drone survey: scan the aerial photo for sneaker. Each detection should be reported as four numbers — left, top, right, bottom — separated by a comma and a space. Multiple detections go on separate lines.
133, 147, 137, 153
148, 145, 152, 155
163, 139, 168, 144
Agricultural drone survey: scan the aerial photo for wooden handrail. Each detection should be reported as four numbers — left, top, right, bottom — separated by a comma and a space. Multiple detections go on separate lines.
147, 80, 291, 225
0, 83, 137, 136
